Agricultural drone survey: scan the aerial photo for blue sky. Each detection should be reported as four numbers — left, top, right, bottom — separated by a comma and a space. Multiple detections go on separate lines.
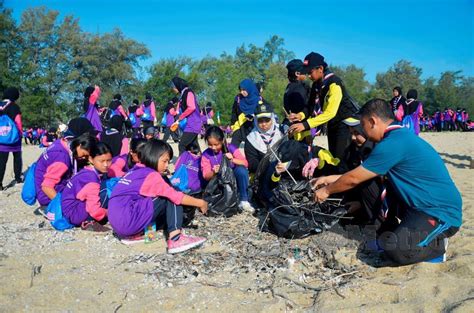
6, 0, 474, 82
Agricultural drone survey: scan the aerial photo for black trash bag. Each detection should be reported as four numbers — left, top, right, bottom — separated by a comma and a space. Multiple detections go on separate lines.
203, 157, 240, 217
263, 179, 347, 239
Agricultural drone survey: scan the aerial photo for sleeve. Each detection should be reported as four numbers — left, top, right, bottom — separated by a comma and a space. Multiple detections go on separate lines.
231, 99, 239, 124
395, 105, 404, 121
139, 172, 185, 204
304, 83, 342, 130
14, 114, 23, 137
136, 105, 144, 116
108, 157, 127, 178
179, 92, 196, 120
118, 105, 128, 119
89, 86, 101, 105
41, 136, 49, 146
361, 140, 401, 175
232, 146, 248, 168
169, 107, 178, 116
244, 140, 260, 173
201, 155, 213, 180
41, 162, 70, 188
76, 182, 107, 221
151, 101, 156, 120
120, 138, 129, 155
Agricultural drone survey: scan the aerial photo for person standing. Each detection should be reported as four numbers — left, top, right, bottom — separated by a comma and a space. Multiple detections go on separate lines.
170, 77, 203, 155
289, 52, 358, 160
0, 87, 23, 190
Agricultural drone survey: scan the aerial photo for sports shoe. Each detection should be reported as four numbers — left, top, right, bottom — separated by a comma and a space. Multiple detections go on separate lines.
119, 233, 146, 245
239, 201, 255, 213
167, 233, 206, 254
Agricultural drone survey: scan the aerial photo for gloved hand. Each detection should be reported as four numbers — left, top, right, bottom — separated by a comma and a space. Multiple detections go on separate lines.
317, 149, 340, 169
302, 158, 319, 178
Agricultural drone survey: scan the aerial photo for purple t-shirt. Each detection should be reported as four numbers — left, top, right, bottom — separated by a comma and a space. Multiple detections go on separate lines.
61, 167, 101, 226
108, 166, 156, 237
174, 152, 204, 192
35, 139, 72, 206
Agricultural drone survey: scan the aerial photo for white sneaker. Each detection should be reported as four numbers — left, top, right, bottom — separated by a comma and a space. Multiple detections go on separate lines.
239, 201, 255, 213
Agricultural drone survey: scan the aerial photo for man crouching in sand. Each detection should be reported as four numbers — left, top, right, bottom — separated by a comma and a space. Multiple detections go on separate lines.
313, 98, 462, 265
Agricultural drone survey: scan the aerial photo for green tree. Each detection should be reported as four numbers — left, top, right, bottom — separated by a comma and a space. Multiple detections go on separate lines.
331, 64, 370, 105
371, 60, 423, 100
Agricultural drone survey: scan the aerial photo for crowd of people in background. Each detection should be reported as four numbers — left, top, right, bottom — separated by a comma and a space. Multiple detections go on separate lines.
0, 51, 465, 267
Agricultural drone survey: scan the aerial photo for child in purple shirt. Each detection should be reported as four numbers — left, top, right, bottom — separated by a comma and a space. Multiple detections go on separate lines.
108, 138, 147, 178
61, 142, 112, 227
108, 139, 208, 254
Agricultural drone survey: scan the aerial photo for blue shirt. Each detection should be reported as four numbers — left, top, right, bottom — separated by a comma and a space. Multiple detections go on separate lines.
362, 126, 462, 227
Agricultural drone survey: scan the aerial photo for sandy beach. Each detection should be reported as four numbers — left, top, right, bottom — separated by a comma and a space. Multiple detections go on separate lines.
0, 132, 473, 312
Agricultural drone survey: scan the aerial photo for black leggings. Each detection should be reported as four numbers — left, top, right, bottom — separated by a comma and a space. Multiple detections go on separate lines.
178, 132, 198, 155
377, 209, 458, 265
0, 151, 22, 186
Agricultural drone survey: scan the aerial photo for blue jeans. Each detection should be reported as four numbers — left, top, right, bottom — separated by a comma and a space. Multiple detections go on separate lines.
233, 165, 249, 202
152, 197, 183, 233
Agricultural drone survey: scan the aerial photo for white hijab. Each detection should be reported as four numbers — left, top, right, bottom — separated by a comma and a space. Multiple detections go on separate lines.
246, 114, 283, 154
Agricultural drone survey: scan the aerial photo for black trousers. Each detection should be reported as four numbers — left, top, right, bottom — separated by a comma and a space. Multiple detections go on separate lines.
327, 123, 352, 161
0, 151, 22, 186
377, 209, 458, 265
178, 132, 199, 155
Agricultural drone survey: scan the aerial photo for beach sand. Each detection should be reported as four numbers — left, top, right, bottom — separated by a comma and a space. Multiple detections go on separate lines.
0, 132, 472, 312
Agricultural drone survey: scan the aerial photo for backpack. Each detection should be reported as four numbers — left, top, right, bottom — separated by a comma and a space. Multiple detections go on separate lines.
203, 157, 240, 217
170, 165, 190, 193
0, 103, 20, 145
99, 177, 120, 208
21, 162, 37, 205
45, 193, 74, 231
142, 104, 152, 121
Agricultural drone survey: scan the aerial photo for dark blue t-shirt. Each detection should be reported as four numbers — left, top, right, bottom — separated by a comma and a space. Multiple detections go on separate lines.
362, 126, 462, 227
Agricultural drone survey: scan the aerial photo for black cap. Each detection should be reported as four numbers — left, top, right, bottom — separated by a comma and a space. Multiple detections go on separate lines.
301, 52, 327, 74
255, 103, 274, 118
286, 59, 305, 74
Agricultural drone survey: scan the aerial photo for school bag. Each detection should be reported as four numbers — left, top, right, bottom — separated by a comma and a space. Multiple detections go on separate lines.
170, 165, 190, 193
0, 102, 20, 145
45, 193, 74, 231
99, 177, 121, 209
203, 157, 240, 217
21, 162, 37, 205
160, 113, 168, 127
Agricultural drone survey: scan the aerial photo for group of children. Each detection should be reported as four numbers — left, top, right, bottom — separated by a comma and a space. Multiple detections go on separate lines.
389, 87, 472, 133
1, 51, 463, 266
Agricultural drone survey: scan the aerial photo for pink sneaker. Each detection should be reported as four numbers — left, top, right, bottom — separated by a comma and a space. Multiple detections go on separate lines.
167, 234, 206, 254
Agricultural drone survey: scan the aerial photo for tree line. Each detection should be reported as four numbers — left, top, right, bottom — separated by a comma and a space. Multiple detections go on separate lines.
1, 3, 473, 127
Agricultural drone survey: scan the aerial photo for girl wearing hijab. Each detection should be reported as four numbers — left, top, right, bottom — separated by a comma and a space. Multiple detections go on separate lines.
244, 103, 283, 174
230, 79, 262, 147
395, 89, 423, 135
162, 97, 179, 142
83, 85, 103, 133
141, 93, 156, 131
128, 99, 142, 138
170, 77, 203, 155
100, 115, 129, 157
390, 87, 406, 114
0, 87, 22, 190
34, 118, 97, 206
107, 94, 128, 120
41, 127, 58, 148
